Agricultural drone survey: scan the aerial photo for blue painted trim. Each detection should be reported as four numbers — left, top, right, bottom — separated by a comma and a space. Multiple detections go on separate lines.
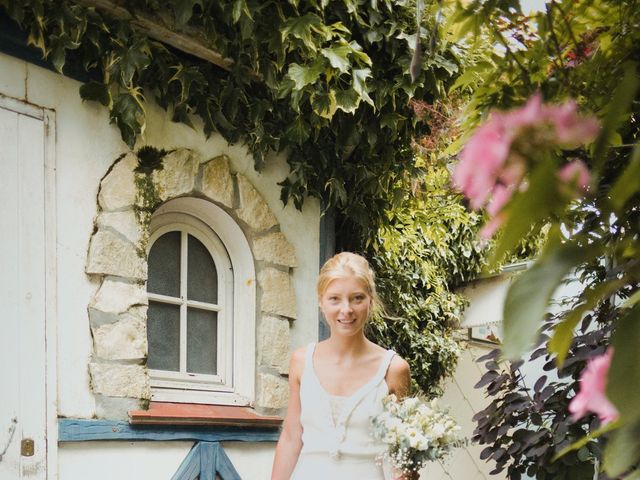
214, 444, 242, 480
170, 442, 241, 480
58, 419, 279, 443
170, 443, 201, 480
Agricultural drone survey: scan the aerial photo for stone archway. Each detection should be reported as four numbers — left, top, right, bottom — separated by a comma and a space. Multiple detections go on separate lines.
85, 148, 296, 416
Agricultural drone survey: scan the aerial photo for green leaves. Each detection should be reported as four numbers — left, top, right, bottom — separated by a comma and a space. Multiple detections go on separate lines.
490, 158, 562, 266
609, 143, 640, 212
502, 242, 594, 360
79, 81, 111, 107
286, 61, 325, 90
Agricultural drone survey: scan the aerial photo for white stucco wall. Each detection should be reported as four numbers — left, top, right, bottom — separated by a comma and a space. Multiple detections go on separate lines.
1, 50, 321, 477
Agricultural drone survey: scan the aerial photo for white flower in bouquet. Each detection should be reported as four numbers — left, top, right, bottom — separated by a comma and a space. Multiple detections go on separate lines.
371, 394, 466, 476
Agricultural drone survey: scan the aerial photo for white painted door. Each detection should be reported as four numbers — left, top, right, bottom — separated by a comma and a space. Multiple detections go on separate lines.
0, 101, 49, 480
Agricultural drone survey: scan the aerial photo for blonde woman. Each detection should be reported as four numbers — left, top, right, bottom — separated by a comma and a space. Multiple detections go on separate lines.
271, 252, 413, 480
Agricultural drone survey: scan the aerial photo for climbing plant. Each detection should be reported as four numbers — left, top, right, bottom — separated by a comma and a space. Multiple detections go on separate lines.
0, 0, 463, 234
0, 0, 492, 395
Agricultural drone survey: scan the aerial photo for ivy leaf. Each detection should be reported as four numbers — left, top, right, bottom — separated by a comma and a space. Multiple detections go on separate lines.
232, 0, 253, 23
281, 13, 327, 52
170, 0, 202, 25
286, 61, 325, 90
321, 44, 351, 74
110, 89, 146, 148
312, 90, 338, 120
117, 39, 151, 85
285, 117, 310, 144
334, 88, 360, 114
48, 32, 81, 73
79, 81, 112, 107
348, 41, 372, 67
352, 68, 374, 106
169, 64, 206, 103
502, 242, 595, 360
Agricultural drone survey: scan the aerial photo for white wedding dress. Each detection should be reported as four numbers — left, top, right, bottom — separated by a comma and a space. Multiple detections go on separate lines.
291, 342, 396, 479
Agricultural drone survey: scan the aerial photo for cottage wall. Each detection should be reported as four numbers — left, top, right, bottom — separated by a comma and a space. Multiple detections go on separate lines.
0, 50, 320, 479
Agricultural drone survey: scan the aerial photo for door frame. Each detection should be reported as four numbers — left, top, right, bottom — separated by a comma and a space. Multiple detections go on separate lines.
0, 93, 58, 479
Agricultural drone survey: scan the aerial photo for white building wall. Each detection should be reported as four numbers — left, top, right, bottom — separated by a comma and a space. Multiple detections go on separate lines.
0, 50, 320, 478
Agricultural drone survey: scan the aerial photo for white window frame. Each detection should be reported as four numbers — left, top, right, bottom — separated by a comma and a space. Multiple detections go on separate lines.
147, 219, 233, 391
147, 198, 256, 406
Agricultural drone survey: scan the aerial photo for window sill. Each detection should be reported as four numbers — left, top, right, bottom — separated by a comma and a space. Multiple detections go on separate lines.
128, 402, 282, 428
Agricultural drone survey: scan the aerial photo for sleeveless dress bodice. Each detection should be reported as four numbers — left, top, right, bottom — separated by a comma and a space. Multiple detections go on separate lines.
291, 342, 396, 479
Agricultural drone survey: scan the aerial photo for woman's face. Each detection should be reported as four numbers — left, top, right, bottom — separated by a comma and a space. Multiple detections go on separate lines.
319, 275, 371, 336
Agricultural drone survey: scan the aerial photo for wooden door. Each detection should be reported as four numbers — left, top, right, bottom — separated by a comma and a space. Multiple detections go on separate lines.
0, 99, 52, 480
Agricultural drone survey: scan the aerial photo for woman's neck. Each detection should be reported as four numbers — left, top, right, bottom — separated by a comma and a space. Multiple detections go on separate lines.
324, 333, 370, 357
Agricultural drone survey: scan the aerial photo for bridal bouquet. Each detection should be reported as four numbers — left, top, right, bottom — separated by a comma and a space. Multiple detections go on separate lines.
371, 394, 466, 476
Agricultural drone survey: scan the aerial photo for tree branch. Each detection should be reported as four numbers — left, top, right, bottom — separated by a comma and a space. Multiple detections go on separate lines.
70, 0, 262, 81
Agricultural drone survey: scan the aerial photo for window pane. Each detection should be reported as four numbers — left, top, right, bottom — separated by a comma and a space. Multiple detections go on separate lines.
148, 231, 180, 297
147, 301, 180, 372
187, 234, 218, 304
186, 308, 218, 375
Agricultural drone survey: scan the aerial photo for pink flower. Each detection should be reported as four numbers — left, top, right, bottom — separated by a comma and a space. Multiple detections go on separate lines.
569, 349, 619, 425
502, 93, 543, 129
558, 159, 590, 194
452, 93, 600, 240
545, 102, 600, 147
453, 119, 511, 209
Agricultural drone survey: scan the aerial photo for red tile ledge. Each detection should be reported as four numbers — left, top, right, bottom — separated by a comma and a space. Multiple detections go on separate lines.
128, 402, 283, 428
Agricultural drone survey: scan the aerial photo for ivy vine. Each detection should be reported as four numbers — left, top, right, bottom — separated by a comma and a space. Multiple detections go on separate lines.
0, 0, 462, 233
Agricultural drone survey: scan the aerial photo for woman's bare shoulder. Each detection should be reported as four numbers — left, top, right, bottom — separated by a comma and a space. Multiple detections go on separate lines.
288, 346, 307, 380
386, 354, 411, 397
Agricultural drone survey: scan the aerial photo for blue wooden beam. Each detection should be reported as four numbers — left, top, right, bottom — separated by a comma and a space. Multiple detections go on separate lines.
170, 442, 242, 480
59, 419, 279, 442
170, 443, 201, 480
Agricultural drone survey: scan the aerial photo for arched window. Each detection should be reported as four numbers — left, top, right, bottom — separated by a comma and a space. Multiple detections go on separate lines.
146, 198, 255, 405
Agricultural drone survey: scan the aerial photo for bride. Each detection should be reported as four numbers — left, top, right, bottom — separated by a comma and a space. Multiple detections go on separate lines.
271, 252, 414, 480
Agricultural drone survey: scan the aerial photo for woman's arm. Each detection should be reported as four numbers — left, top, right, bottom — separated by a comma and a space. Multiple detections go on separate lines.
270, 348, 305, 480
386, 356, 418, 480
386, 355, 411, 399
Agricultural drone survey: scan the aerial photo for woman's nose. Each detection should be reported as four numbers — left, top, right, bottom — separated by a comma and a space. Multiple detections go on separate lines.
339, 300, 353, 312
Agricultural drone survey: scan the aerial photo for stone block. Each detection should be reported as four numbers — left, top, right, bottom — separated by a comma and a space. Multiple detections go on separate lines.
90, 278, 148, 314
98, 153, 137, 211
92, 314, 147, 360
258, 315, 290, 373
253, 232, 297, 267
236, 175, 278, 231
89, 363, 150, 399
95, 395, 143, 421
86, 230, 147, 280
256, 372, 288, 410
152, 149, 199, 200
96, 210, 144, 246
258, 268, 297, 319
201, 155, 234, 208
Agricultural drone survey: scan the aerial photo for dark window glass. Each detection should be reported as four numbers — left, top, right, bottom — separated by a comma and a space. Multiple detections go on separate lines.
186, 308, 218, 375
147, 301, 180, 371
187, 234, 218, 304
147, 231, 180, 297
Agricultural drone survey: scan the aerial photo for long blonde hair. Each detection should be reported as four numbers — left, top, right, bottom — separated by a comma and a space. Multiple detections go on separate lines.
317, 252, 383, 317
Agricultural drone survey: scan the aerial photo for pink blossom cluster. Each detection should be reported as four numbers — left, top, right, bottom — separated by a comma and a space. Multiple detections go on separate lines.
569, 349, 619, 425
452, 93, 599, 238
